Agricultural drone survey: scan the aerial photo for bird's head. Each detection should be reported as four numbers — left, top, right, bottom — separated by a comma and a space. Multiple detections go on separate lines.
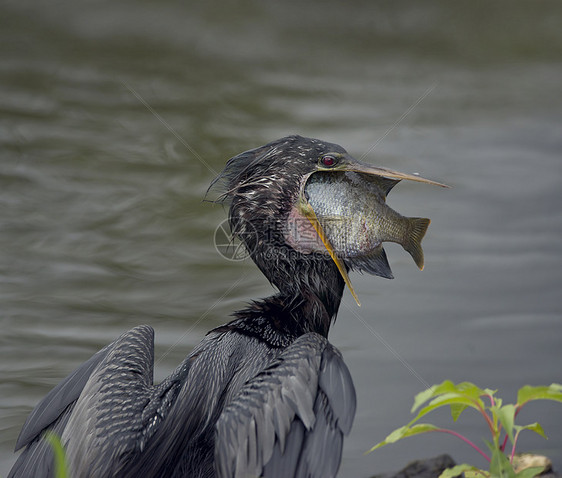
209, 135, 447, 310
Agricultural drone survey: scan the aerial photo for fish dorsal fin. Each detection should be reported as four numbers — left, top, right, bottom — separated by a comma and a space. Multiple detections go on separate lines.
360, 174, 401, 196
378, 177, 401, 195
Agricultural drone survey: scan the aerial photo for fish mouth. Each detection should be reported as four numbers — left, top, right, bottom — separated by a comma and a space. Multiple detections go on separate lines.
293, 161, 448, 306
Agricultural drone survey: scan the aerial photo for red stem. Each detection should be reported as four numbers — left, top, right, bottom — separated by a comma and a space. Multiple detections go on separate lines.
434, 429, 491, 463
475, 402, 496, 438
501, 434, 509, 452
501, 404, 522, 452
510, 430, 520, 463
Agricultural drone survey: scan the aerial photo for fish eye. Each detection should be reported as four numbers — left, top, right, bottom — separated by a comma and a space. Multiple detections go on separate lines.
320, 155, 337, 167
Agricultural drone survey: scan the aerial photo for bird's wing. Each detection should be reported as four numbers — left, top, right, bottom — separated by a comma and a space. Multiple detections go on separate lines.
215, 332, 356, 478
9, 325, 168, 478
62, 326, 178, 476
9, 335, 116, 478
9, 400, 78, 478
14, 340, 114, 451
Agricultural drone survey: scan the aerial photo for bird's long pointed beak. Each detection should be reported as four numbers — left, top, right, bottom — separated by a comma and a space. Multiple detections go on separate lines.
299, 160, 447, 305
342, 160, 450, 188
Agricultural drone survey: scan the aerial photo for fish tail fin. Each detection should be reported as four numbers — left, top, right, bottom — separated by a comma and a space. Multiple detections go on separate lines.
404, 217, 430, 270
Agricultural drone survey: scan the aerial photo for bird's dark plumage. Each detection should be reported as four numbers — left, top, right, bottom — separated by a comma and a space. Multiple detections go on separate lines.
10, 135, 439, 477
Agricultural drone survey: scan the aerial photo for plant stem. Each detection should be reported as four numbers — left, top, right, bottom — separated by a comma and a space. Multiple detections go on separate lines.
510, 430, 520, 463
435, 429, 491, 463
500, 434, 508, 452
501, 404, 522, 453
475, 402, 496, 438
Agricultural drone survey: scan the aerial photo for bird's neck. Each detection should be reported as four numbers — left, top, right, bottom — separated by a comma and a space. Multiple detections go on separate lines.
228, 195, 346, 337
231, 291, 339, 345
248, 252, 346, 338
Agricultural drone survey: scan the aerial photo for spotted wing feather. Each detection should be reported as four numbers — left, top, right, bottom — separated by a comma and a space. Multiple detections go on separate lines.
215, 332, 356, 478
9, 326, 174, 478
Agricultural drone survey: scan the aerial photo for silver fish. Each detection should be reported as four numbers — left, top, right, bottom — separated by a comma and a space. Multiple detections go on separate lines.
303, 170, 430, 279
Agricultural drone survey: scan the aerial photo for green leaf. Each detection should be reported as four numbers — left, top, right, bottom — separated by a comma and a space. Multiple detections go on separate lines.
411, 381, 486, 413
368, 424, 439, 453
514, 466, 547, 478
44, 432, 68, 478
450, 403, 469, 421
495, 404, 516, 445
489, 446, 516, 478
439, 464, 486, 478
412, 381, 456, 412
514, 422, 547, 440
466, 472, 491, 478
483, 439, 495, 453
517, 384, 562, 406
483, 388, 498, 398
455, 381, 489, 400
410, 394, 484, 426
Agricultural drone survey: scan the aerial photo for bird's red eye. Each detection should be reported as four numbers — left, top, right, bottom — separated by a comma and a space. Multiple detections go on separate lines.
321, 155, 336, 167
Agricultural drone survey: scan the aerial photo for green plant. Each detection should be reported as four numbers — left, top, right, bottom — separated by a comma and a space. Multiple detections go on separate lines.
370, 381, 562, 478
44, 432, 68, 478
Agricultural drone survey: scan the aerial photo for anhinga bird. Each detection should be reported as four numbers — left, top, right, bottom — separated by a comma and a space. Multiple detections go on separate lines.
10, 135, 445, 478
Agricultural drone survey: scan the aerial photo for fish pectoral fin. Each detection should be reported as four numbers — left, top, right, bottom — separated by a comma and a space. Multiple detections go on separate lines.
346, 247, 394, 279
403, 217, 430, 270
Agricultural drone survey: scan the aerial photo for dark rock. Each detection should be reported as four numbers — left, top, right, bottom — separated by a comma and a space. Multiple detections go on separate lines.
370, 453, 562, 478
371, 454, 457, 478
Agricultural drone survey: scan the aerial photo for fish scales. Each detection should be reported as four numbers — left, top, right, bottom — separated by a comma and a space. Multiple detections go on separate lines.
304, 171, 430, 275
305, 172, 408, 256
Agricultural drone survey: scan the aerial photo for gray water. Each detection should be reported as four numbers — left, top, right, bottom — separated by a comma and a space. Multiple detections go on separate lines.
1, 1, 561, 476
